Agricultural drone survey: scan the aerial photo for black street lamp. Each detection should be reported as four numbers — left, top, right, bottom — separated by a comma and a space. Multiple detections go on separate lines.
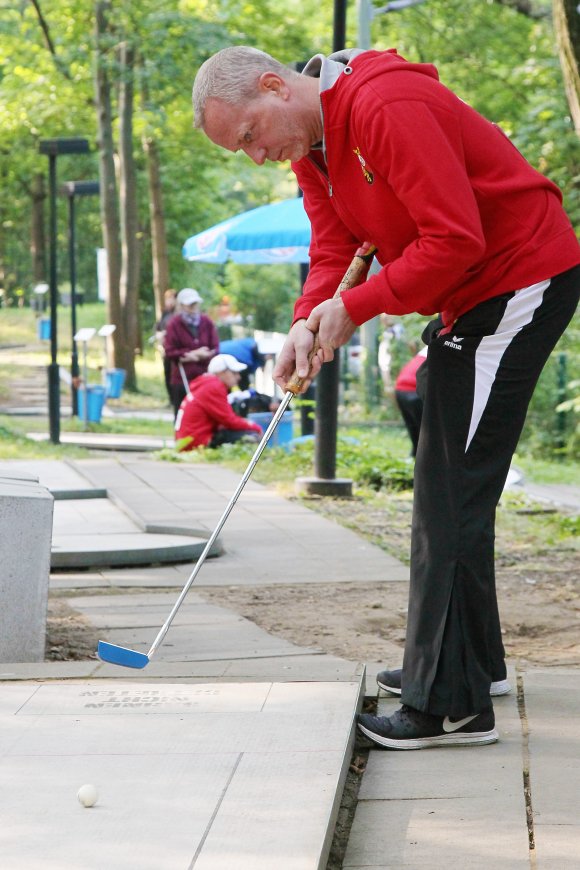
61, 180, 100, 416
38, 138, 90, 444
305, 0, 351, 495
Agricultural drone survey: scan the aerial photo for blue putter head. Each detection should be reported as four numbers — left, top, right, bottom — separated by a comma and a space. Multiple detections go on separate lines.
98, 641, 149, 669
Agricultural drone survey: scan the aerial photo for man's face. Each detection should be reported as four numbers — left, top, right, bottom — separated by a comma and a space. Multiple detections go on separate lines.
203, 74, 314, 166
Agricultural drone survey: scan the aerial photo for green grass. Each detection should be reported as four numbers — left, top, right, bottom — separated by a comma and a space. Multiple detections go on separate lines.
154, 426, 416, 495
0, 420, 89, 459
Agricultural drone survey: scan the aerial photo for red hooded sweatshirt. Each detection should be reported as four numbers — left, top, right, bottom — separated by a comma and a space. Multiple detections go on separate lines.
175, 374, 262, 449
292, 50, 580, 328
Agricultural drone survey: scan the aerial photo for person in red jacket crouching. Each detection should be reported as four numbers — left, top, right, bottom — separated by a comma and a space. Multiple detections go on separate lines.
175, 354, 263, 451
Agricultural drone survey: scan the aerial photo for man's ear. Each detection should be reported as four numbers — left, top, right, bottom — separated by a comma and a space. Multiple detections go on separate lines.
258, 72, 288, 98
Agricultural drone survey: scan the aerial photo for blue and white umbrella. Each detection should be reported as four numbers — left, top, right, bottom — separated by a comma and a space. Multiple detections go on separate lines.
182, 197, 311, 264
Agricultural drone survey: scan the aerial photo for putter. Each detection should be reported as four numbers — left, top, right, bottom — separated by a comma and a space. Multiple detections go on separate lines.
98, 242, 377, 669
178, 362, 192, 396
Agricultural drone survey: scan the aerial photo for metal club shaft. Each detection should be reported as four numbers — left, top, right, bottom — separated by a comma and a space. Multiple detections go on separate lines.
147, 390, 294, 658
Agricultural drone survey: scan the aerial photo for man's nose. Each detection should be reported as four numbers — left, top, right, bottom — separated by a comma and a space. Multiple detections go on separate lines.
244, 143, 267, 165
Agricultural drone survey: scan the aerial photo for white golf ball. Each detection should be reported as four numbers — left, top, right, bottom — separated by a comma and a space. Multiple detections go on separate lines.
77, 784, 98, 807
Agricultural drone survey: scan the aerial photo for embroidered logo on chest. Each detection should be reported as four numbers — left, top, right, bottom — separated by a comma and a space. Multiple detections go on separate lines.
353, 147, 374, 184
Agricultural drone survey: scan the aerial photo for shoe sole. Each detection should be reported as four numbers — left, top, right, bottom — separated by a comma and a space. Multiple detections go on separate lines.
357, 722, 499, 750
377, 679, 512, 697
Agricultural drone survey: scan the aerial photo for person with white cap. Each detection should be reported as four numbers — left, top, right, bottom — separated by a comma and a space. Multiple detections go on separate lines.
164, 287, 220, 417
174, 353, 263, 450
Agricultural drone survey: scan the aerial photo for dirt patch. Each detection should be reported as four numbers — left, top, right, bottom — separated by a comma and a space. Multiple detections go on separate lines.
45, 489, 579, 669
197, 491, 580, 669
45, 599, 100, 661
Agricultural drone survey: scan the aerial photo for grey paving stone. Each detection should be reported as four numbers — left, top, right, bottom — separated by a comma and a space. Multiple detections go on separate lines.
0, 680, 361, 870
523, 668, 580, 867
343, 797, 530, 868
52, 532, 214, 569
223, 655, 363, 683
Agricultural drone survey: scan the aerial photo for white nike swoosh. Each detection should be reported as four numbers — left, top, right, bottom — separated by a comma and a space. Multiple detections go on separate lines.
442, 714, 478, 733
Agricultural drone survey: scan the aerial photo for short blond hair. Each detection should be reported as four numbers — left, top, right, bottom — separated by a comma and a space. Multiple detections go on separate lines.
192, 46, 300, 129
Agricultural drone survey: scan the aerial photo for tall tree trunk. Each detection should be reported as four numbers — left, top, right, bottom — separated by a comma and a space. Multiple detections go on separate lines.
143, 135, 170, 320
553, 0, 580, 136
94, 0, 123, 371
30, 172, 46, 283
117, 40, 139, 388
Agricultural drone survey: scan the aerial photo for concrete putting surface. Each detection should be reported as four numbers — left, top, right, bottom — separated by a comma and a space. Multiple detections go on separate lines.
0, 679, 362, 869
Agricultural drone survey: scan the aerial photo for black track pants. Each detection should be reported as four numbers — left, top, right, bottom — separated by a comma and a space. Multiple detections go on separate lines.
401, 266, 580, 718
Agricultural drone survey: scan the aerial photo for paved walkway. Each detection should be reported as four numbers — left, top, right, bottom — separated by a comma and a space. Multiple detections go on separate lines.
0, 456, 578, 868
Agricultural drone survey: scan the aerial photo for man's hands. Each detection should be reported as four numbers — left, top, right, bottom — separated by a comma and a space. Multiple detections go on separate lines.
305, 296, 357, 356
273, 297, 357, 395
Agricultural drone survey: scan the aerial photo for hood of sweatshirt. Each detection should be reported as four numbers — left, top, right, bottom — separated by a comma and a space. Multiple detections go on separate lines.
301, 48, 440, 156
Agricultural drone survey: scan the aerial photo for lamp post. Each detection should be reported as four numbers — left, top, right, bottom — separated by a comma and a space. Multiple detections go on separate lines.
61, 180, 100, 416
306, 0, 352, 495
294, 0, 352, 497
38, 138, 90, 443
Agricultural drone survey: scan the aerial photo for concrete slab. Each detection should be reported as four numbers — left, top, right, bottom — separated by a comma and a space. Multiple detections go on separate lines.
523, 668, 580, 868
0, 679, 362, 869
344, 692, 530, 868
70, 459, 409, 585
0, 657, 363, 684
52, 531, 212, 568
53, 497, 140, 534
0, 460, 93, 493
342, 798, 529, 868
49, 565, 191, 590
72, 590, 322, 663
49, 495, 221, 569
28, 431, 172, 451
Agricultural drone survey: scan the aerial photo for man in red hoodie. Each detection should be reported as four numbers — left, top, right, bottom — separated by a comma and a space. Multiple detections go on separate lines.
193, 47, 580, 750
175, 353, 262, 450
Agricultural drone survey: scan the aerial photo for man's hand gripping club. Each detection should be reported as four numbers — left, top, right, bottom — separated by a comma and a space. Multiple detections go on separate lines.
273, 243, 377, 395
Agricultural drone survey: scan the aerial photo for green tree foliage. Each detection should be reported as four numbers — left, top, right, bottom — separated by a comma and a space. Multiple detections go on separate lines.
369, 0, 580, 223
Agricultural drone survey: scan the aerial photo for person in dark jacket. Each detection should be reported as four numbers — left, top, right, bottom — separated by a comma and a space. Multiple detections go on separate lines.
154, 289, 178, 404
175, 354, 262, 450
164, 287, 219, 418
193, 46, 580, 750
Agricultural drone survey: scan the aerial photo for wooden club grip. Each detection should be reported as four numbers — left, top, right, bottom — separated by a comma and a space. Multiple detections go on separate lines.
286, 243, 377, 395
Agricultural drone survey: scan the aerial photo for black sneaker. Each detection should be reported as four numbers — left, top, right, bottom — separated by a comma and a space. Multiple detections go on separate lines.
357, 705, 498, 750
377, 668, 511, 697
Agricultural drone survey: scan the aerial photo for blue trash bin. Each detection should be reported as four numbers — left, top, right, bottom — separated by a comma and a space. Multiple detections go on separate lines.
78, 385, 106, 423
248, 411, 293, 448
105, 368, 126, 399
37, 318, 51, 340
